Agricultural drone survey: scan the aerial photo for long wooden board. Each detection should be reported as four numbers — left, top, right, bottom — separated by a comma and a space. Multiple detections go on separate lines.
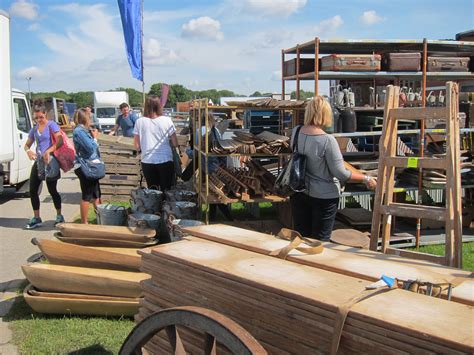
34, 238, 141, 271
22, 263, 149, 297
55, 234, 157, 248
181, 224, 473, 305
57, 223, 155, 240
24, 285, 140, 316
140, 240, 474, 353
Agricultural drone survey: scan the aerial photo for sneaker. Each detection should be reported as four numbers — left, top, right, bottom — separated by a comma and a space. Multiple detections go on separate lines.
26, 217, 43, 230
54, 215, 65, 226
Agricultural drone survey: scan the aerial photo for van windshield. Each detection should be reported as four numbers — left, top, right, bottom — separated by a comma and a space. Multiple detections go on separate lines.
96, 108, 116, 118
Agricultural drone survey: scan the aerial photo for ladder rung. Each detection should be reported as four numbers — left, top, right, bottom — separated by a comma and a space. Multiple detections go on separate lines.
389, 107, 447, 120
385, 248, 446, 264
381, 203, 446, 221
385, 157, 446, 169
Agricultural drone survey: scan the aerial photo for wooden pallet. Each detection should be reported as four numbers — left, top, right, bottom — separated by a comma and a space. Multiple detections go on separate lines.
370, 82, 462, 268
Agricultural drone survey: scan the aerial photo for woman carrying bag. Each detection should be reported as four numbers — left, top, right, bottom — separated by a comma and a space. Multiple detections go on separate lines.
134, 95, 178, 191
73, 108, 103, 224
290, 96, 376, 240
24, 99, 64, 229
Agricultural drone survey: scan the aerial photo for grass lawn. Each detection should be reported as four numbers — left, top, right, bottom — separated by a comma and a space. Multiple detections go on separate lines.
409, 242, 474, 271
6, 287, 134, 354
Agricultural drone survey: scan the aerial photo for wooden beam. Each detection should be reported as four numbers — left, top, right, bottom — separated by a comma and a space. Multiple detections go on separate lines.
381, 203, 446, 221
385, 157, 446, 170
389, 107, 447, 120
385, 247, 446, 265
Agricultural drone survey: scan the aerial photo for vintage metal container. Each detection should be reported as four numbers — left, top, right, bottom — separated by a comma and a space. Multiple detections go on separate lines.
383, 53, 421, 71
320, 54, 381, 71
427, 57, 470, 72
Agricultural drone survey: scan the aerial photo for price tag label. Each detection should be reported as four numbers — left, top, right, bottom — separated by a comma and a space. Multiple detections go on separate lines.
432, 129, 445, 133
393, 188, 405, 193
407, 157, 419, 168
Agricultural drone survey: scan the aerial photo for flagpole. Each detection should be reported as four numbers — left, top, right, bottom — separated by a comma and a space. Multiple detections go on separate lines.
141, 0, 145, 105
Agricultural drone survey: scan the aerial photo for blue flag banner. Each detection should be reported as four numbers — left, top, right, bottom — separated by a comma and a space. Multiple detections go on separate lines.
117, 0, 143, 81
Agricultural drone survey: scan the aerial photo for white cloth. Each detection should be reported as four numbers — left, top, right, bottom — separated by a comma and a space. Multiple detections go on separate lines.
133, 116, 176, 164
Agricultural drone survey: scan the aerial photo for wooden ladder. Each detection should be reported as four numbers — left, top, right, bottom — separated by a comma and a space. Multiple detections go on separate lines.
369, 82, 462, 268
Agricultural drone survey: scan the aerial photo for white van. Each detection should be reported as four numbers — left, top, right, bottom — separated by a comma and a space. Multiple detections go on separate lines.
0, 11, 34, 193
93, 91, 129, 133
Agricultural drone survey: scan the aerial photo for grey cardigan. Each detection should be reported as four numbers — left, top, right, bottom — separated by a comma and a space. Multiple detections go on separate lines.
291, 127, 352, 199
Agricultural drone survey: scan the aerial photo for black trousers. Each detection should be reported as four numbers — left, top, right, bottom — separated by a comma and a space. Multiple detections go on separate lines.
290, 192, 339, 240
141, 161, 175, 191
30, 161, 61, 211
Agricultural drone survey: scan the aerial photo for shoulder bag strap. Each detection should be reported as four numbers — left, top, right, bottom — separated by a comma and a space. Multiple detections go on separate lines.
293, 125, 303, 153
48, 123, 57, 146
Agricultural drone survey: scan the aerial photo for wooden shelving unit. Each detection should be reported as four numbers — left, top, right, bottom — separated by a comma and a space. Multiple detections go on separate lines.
281, 37, 474, 249
190, 99, 294, 224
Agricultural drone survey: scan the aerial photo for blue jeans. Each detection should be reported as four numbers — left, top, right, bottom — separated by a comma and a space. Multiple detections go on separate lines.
290, 192, 339, 240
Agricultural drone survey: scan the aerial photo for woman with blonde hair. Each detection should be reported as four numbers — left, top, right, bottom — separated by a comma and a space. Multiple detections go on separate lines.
290, 96, 376, 240
73, 108, 102, 224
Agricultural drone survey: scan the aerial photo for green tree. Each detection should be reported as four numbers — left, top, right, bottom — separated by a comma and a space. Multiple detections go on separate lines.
69, 91, 93, 108
290, 89, 314, 100
32, 91, 71, 101
149, 83, 193, 109
114, 87, 143, 107
250, 91, 262, 97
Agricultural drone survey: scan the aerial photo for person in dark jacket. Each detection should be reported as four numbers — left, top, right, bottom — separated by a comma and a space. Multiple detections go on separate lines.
73, 108, 102, 224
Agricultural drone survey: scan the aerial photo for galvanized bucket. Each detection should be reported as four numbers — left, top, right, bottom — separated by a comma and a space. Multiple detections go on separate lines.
131, 188, 164, 214
96, 204, 127, 226
164, 190, 198, 203
168, 218, 204, 241
128, 212, 161, 231
163, 201, 198, 220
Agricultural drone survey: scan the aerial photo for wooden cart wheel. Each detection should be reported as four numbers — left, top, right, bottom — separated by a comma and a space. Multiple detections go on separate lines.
119, 306, 267, 355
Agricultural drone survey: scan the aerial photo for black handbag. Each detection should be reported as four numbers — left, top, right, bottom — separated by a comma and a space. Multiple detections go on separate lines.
274, 125, 306, 196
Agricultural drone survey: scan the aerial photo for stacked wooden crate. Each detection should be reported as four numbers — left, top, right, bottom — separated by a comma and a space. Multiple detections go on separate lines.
98, 136, 142, 202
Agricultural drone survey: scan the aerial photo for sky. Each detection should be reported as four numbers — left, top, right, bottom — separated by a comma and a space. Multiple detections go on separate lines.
1, 0, 473, 96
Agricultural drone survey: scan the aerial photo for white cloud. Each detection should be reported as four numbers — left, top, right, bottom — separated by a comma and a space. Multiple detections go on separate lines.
271, 70, 282, 81
243, 30, 293, 55
41, 4, 123, 64
145, 38, 180, 66
17, 66, 44, 79
27, 23, 40, 31
9, 0, 38, 20
360, 10, 385, 25
182, 16, 224, 41
313, 15, 344, 36
243, 0, 307, 16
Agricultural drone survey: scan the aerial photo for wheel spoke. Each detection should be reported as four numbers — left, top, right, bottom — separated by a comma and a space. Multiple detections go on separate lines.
165, 325, 186, 355
204, 333, 217, 355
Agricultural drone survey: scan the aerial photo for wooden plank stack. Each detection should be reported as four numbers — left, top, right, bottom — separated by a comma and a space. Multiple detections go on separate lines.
98, 135, 142, 201
180, 224, 473, 305
22, 245, 149, 316
138, 237, 473, 354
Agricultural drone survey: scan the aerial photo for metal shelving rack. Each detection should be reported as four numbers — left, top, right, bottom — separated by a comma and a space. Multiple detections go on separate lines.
282, 38, 474, 246
190, 99, 293, 224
